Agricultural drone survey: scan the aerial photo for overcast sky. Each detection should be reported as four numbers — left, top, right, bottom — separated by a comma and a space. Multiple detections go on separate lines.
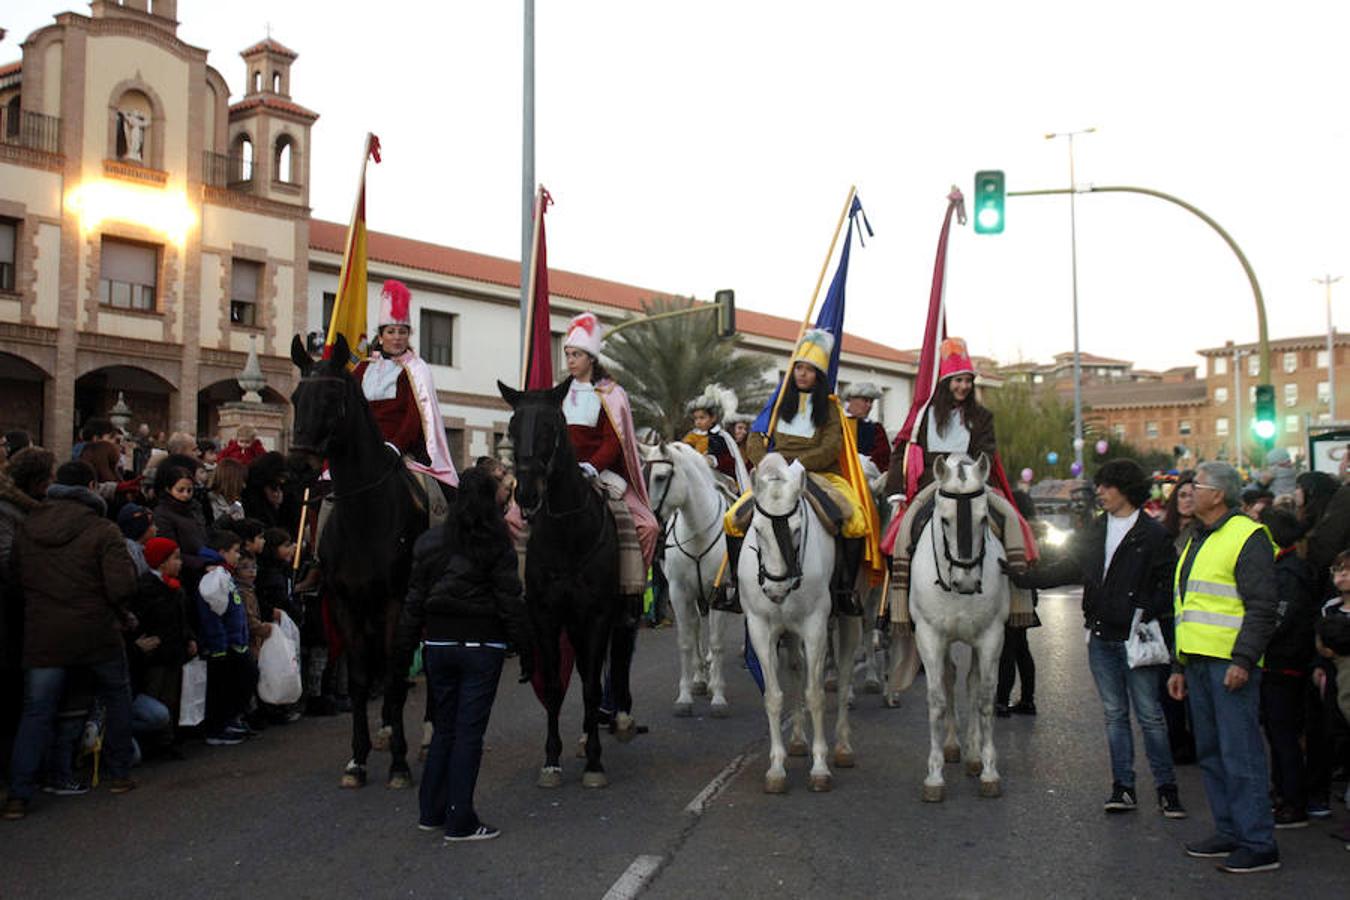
9, 1, 1349, 372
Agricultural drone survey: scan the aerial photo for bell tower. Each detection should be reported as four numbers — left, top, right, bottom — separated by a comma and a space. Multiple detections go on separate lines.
227, 38, 318, 207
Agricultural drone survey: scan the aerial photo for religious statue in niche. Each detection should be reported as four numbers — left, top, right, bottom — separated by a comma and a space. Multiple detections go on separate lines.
116, 109, 149, 162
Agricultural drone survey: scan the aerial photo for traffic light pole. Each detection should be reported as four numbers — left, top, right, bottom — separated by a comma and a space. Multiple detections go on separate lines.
1007, 185, 1271, 383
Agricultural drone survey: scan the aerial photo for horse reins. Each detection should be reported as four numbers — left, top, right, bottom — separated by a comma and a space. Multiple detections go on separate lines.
933, 487, 987, 594
753, 498, 807, 598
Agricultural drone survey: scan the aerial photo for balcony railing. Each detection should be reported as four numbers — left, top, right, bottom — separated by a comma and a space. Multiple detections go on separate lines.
0, 109, 61, 155
203, 150, 255, 191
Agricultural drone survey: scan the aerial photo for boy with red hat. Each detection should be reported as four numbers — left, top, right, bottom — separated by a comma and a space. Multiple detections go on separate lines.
126, 538, 197, 754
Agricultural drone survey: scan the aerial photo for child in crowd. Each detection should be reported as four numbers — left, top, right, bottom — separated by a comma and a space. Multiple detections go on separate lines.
128, 538, 197, 756
221, 518, 271, 661
197, 530, 256, 746
255, 527, 299, 626
117, 503, 156, 576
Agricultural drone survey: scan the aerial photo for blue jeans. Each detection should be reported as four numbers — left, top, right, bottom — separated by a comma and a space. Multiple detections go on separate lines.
419, 645, 504, 835
1186, 656, 1276, 853
1087, 635, 1176, 790
8, 657, 135, 801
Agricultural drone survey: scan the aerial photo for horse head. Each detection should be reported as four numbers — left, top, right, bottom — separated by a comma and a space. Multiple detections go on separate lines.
932, 452, 992, 595
750, 453, 807, 602
642, 441, 710, 523
498, 377, 574, 519
288, 333, 363, 472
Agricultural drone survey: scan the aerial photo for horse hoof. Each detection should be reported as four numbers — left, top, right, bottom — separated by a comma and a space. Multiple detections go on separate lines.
764, 774, 788, 794
864, 679, 882, 695
921, 783, 946, 803
537, 767, 563, 789
582, 770, 609, 789
965, 759, 983, 778
709, 701, 730, 719
787, 738, 809, 757
979, 779, 1003, 798
691, 681, 709, 697
883, 693, 902, 709
371, 725, 392, 752
614, 713, 637, 743
340, 765, 367, 790
832, 747, 856, 769
387, 771, 413, 790
943, 745, 961, 764
809, 773, 833, 793
673, 702, 693, 718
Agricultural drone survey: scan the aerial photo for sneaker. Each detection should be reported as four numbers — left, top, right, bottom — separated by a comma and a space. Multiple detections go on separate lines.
1307, 799, 1332, 819
417, 821, 445, 832
1104, 783, 1138, 813
1185, 835, 1239, 858
1217, 847, 1280, 874
205, 732, 244, 746
107, 777, 137, 795
2, 797, 28, 820
445, 823, 500, 843
1273, 806, 1309, 829
41, 780, 89, 797
995, 703, 1011, 718
1157, 785, 1188, 819
1010, 700, 1037, 715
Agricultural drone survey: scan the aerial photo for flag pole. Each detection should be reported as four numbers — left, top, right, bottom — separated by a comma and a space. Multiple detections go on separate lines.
764, 185, 857, 438
518, 185, 546, 388
325, 132, 376, 347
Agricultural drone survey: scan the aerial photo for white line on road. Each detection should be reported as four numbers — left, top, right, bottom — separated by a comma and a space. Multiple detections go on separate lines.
603, 854, 663, 900
683, 748, 754, 816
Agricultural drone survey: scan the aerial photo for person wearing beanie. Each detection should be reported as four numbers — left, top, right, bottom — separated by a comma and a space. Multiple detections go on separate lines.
718, 328, 872, 617
1015, 458, 1186, 819
351, 279, 458, 487
126, 538, 196, 757
118, 503, 156, 576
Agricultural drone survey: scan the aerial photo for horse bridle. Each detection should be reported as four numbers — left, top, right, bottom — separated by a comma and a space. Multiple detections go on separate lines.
646, 457, 675, 521
753, 498, 807, 598
511, 405, 564, 519
933, 487, 987, 594
291, 374, 350, 458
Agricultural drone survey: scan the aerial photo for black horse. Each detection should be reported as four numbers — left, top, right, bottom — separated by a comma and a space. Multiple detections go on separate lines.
498, 377, 631, 788
289, 334, 426, 789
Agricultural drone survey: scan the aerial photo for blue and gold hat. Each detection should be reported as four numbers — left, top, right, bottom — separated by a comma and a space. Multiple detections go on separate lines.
792, 328, 834, 376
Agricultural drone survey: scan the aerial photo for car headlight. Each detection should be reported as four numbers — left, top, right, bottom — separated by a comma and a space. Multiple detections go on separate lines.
1042, 523, 1069, 547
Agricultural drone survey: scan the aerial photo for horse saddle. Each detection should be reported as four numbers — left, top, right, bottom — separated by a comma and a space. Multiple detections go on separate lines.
907, 490, 1009, 558
729, 472, 844, 537
408, 467, 451, 528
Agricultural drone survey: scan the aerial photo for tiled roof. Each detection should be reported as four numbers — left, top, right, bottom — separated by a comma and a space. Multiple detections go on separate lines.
1080, 380, 1208, 409
1197, 334, 1350, 356
229, 95, 318, 121
309, 220, 916, 366
240, 38, 298, 60
0, 60, 21, 78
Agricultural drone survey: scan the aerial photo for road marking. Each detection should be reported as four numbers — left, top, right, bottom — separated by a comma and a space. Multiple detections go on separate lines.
603, 854, 662, 900
684, 748, 754, 816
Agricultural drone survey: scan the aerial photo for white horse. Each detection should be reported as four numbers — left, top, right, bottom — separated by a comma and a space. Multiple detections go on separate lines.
641, 442, 732, 718
908, 453, 1009, 802
740, 453, 855, 793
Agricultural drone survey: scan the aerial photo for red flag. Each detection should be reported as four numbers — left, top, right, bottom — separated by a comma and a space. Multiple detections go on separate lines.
522, 188, 555, 390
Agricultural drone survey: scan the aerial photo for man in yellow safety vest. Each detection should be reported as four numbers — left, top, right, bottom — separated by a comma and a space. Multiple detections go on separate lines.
1167, 462, 1280, 874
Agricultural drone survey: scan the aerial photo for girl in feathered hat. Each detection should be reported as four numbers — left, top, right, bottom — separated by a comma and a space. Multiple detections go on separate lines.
682, 385, 751, 492
560, 312, 658, 567
353, 280, 458, 486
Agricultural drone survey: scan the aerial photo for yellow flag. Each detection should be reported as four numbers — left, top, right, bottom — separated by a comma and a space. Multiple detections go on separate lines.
324, 133, 381, 367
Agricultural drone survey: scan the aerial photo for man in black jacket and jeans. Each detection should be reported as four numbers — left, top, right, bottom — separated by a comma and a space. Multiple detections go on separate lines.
1016, 459, 1186, 818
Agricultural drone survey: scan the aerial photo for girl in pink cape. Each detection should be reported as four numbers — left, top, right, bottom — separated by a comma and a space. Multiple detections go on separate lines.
559, 312, 658, 568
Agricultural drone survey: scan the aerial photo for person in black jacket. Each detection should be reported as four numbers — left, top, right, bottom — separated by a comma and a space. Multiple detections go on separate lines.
394, 468, 531, 842
1256, 506, 1319, 829
1016, 458, 1186, 818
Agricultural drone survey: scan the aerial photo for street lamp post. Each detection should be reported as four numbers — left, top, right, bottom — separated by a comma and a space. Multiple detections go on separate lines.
1233, 345, 1245, 469
1316, 274, 1341, 421
1046, 127, 1096, 474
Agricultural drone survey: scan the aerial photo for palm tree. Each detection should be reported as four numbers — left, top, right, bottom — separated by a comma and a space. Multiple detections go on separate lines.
603, 296, 775, 440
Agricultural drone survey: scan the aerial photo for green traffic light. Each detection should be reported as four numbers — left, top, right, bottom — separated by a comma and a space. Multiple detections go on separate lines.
973, 170, 1006, 235
1253, 419, 1276, 440
977, 208, 1002, 230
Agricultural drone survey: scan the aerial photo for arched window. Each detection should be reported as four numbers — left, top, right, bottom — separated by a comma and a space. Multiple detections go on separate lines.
233, 134, 254, 182
272, 72, 281, 93
252, 70, 261, 93
274, 137, 293, 183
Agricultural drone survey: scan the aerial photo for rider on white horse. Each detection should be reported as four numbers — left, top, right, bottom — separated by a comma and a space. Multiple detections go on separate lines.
682, 385, 751, 493
717, 329, 873, 616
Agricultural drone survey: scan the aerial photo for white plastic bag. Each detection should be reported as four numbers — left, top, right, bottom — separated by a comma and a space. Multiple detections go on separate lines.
179, 659, 208, 726
257, 610, 303, 705
1125, 609, 1171, 669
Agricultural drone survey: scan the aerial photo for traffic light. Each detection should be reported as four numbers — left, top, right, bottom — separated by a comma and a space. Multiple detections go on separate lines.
715, 289, 736, 339
973, 170, 1006, 234
1253, 383, 1276, 444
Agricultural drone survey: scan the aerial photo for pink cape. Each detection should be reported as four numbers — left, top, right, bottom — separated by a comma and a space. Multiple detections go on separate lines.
594, 378, 658, 565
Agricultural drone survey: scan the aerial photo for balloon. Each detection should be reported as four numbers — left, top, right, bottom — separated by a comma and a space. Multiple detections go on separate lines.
1073, 437, 1085, 451
1095, 439, 1109, 455
1046, 451, 1059, 465
1020, 467, 1034, 483
1070, 461, 1083, 477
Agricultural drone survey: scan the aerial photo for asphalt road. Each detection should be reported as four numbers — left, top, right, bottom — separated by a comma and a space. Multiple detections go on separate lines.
5, 589, 1347, 899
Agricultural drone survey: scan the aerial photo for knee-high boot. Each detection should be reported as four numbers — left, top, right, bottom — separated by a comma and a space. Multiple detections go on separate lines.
832, 537, 864, 616
711, 535, 744, 614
